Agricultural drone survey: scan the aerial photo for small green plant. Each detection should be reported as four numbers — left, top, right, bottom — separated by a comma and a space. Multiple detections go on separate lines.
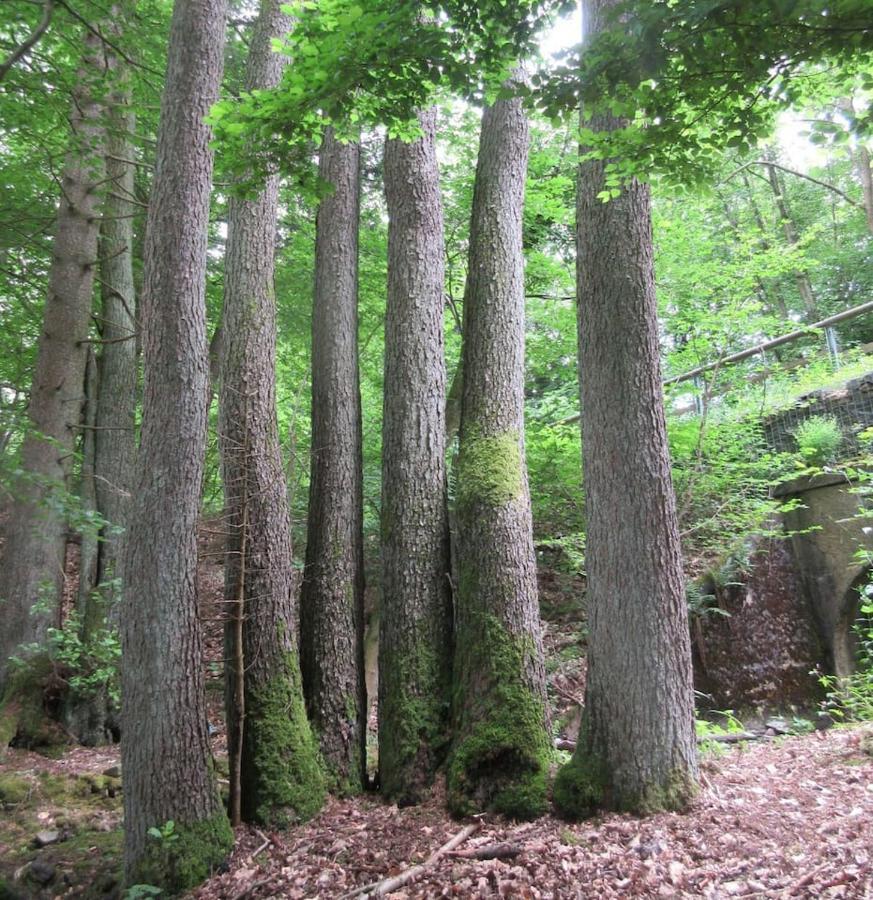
124, 886, 163, 900
147, 820, 180, 844
45, 608, 121, 705
696, 708, 744, 755
792, 415, 843, 467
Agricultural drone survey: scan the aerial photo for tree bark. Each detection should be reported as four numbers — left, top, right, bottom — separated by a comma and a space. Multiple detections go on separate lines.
300, 129, 366, 793
379, 107, 453, 805
120, 0, 232, 890
446, 83, 551, 820
553, 0, 698, 820
93, 76, 137, 600
0, 23, 108, 694
219, 0, 325, 828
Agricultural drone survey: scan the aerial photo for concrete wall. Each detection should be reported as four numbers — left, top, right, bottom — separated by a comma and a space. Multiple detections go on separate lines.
777, 473, 873, 676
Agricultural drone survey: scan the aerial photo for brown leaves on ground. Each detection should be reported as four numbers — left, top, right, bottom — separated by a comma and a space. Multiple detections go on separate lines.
192, 727, 873, 899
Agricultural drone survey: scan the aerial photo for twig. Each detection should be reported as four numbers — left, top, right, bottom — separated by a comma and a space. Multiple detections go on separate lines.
342, 822, 480, 898
446, 842, 522, 861
230, 877, 272, 900
248, 829, 271, 863
0, 0, 54, 82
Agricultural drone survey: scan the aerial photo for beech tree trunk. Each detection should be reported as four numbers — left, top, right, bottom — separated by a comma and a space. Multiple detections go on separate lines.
120, 0, 232, 890
300, 129, 366, 793
219, 0, 325, 828
379, 107, 453, 805
447, 84, 551, 820
554, 0, 698, 820
0, 24, 108, 694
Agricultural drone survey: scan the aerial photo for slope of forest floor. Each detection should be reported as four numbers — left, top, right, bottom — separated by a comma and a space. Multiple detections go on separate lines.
1, 727, 871, 898
1, 529, 872, 897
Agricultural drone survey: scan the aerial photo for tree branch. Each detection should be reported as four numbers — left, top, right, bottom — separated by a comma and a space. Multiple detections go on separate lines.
0, 0, 54, 82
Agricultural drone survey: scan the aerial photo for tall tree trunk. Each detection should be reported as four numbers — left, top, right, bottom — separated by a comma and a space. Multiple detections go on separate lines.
120, 0, 232, 890
0, 24, 108, 694
300, 129, 366, 793
446, 83, 551, 820
66, 10, 138, 748
93, 78, 138, 599
379, 107, 453, 805
554, 0, 698, 820
219, 0, 325, 828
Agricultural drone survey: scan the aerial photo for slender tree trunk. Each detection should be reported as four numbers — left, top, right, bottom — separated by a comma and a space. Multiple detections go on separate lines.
554, 0, 698, 820
765, 160, 819, 320
300, 129, 366, 793
855, 143, 873, 235
379, 107, 453, 805
219, 0, 325, 828
0, 24, 108, 694
66, 10, 138, 747
447, 83, 551, 820
93, 79, 137, 600
120, 0, 231, 890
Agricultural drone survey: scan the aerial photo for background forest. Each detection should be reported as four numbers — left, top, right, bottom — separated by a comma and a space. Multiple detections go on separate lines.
0, 0, 872, 896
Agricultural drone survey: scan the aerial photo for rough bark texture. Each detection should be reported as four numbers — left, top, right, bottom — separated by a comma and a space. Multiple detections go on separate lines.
553, 0, 698, 820
219, 0, 325, 828
120, 0, 232, 890
379, 108, 453, 805
67, 17, 137, 747
447, 88, 551, 820
93, 77, 137, 600
300, 130, 366, 793
0, 25, 107, 694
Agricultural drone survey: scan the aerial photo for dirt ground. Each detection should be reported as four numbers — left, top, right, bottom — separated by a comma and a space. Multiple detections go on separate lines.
2, 726, 871, 898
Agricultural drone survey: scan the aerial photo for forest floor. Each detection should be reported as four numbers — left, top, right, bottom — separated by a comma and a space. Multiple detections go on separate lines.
1, 533, 872, 897
1, 726, 871, 898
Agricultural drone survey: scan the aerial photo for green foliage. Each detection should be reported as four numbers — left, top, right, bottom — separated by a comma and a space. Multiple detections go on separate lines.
792, 415, 843, 467
45, 609, 121, 705
535, 0, 873, 184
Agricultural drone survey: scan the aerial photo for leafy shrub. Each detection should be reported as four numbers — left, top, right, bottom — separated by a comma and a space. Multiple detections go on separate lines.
792, 415, 843, 467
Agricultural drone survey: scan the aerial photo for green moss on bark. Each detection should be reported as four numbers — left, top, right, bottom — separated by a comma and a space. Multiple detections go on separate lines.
241, 659, 326, 827
380, 640, 450, 805
447, 613, 550, 820
129, 810, 233, 895
552, 749, 608, 820
0, 656, 69, 756
554, 745, 698, 819
457, 429, 523, 509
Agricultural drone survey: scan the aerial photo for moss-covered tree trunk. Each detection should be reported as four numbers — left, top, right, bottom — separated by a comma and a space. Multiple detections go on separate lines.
219, 0, 325, 828
300, 129, 367, 793
447, 82, 551, 820
120, 0, 232, 889
0, 23, 108, 695
553, 0, 698, 821
379, 107, 453, 805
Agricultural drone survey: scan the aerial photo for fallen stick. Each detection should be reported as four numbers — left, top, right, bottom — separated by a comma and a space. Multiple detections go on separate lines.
343, 822, 481, 898
446, 842, 522, 861
248, 829, 271, 863
555, 731, 761, 753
